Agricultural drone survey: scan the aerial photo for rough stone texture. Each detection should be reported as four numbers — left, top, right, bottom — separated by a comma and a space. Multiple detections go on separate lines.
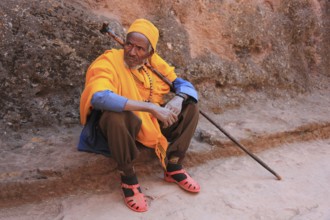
321, 0, 330, 73
0, 0, 120, 133
0, 0, 328, 133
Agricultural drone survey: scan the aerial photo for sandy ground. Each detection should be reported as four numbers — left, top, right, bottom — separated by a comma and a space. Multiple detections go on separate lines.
1, 138, 329, 220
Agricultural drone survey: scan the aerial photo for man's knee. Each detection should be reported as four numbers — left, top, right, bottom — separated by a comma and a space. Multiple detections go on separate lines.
100, 111, 142, 129
184, 102, 199, 120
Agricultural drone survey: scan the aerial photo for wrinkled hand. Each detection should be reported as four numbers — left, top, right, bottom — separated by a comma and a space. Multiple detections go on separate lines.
165, 95, 184, 116
150, 96, 184, 128
151, 104, 178, 128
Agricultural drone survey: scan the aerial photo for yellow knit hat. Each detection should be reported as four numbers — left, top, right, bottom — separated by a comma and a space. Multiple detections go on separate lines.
127, 18, 159, 51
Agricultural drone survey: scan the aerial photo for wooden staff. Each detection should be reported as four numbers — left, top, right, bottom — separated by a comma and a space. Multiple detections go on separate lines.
99, 23, 282, 181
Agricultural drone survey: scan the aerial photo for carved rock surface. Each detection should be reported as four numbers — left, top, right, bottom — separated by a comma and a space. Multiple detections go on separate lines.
0, 0, 328, 132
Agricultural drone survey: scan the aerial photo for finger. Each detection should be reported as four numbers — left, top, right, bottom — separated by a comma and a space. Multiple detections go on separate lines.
164, 104, 171, 110
170, 108, 179, 116
169, 115, 177, 126
162, 121, 169, 128
173, 108, 180, 116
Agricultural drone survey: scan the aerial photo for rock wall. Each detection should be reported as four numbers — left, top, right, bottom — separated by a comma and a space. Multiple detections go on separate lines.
0, 0, 328, 132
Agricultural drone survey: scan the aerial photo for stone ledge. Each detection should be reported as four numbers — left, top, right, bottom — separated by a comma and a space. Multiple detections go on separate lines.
1, 121, 330, 208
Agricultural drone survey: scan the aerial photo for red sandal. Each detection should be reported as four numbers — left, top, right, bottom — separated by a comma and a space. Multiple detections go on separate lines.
164, 169, 201, 193
121, 183, 148, 212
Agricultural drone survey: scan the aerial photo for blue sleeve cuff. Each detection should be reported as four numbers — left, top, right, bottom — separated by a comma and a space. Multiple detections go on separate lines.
173, 78, 198, 102
91, 90, 128, 112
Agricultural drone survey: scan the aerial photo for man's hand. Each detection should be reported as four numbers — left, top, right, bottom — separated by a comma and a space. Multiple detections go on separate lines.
124, 96, 185, 128
151, 104, 178, 128
165, 95, 184, 116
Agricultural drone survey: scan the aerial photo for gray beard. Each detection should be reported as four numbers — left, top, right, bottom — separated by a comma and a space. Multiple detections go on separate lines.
124, 59, 147, 70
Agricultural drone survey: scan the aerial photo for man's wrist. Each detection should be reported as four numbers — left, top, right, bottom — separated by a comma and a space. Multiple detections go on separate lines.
176, 93, 188, 101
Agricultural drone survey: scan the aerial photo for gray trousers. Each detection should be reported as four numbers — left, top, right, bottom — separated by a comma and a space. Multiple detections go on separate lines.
98, 102, 199, 176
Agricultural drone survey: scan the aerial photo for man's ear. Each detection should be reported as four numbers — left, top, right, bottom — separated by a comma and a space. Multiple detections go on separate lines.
147, 50, 154, 64
149, 49, 154, 57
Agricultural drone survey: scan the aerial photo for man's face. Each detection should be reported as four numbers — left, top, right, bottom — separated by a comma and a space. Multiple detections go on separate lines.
124, 32, 153, 69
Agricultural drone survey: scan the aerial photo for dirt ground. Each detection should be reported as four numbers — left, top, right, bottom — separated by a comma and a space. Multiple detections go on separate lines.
1, 140, 329, 220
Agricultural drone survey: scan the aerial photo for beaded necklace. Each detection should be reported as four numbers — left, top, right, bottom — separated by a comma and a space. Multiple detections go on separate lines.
129, 65, 153, 102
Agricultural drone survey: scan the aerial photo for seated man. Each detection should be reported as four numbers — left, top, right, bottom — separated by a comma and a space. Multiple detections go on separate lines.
78, 18, 200, 212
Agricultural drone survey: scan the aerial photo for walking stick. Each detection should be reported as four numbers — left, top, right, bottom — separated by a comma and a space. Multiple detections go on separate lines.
100, 23, 282, 181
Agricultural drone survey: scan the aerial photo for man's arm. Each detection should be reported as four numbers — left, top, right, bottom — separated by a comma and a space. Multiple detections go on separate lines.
172, 78, 198, 102
91, 90, 177, 128
124, 99, 177, 128
163, 77, 198, 117
91, 90, 128, 112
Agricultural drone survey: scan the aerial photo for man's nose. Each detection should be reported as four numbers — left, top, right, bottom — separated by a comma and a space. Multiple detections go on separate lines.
129, 46, 137, 56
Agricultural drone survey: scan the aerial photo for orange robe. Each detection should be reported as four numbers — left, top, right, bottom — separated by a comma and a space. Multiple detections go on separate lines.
80, 49, 177, 168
